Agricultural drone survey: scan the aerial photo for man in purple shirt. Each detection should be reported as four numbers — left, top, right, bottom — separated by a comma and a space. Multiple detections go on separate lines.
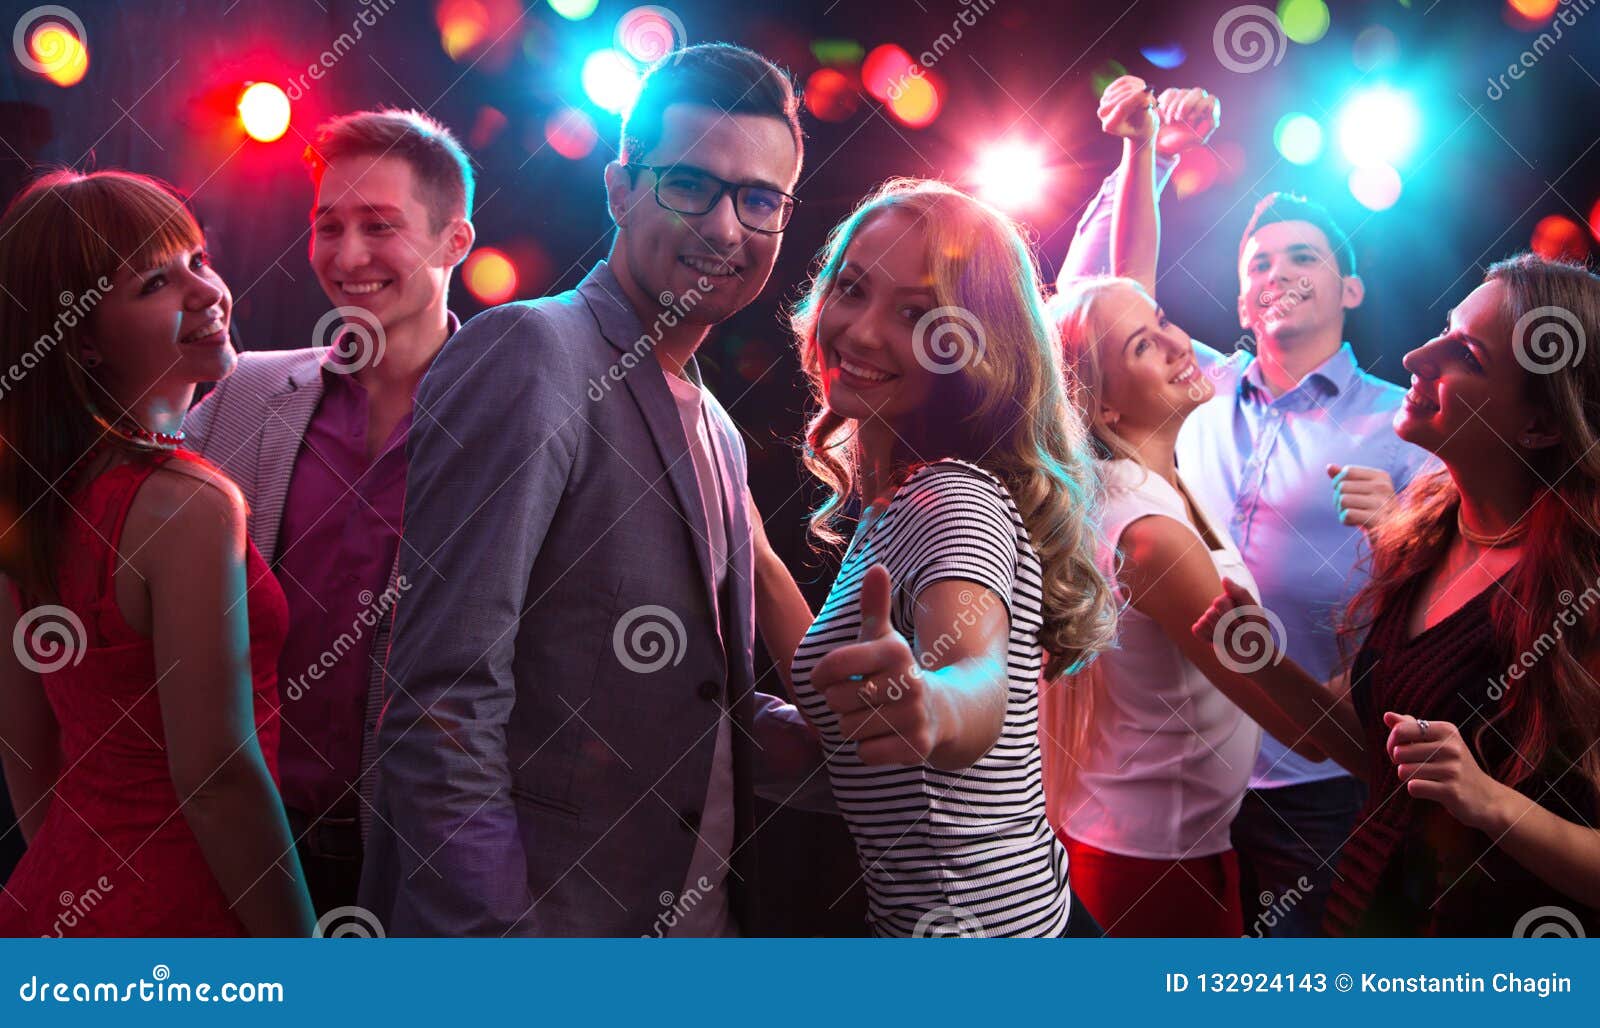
185, 109, 475, 917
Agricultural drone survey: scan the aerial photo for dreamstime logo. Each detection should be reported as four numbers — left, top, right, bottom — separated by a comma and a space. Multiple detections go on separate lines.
1183, 360, 1228, 404
1211, 604, 1287, 674
1243, 876, 1313, 937
0, 276, 113, 402
642, 875, 715, 937
13, 604, 87, 674
1512, 905, 1586, 938
1485, 0, 1595, 101
12, 5, 84, 74
40, 875, 113, 938
282, 574, 410, 702
613, 604, 687, 673
1511, 305, 1585, 374
912, 306, 986, 374
885, 0, 999, 103
1487, 573, 1600, 702
314, 905, 386, 938
912, 904, 985, 938
285, 0, 398, 99
614, 5, 685, 63
1258, 276, 1315, 326
314, 306, 387, 375
587, 276, 712, 401
1213, 6, 1287, 74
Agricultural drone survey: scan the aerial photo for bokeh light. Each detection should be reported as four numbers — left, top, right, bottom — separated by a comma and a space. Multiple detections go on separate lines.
1140, 42, 1186, 69
1348, 163, 1402, 211
1531, 214, 1591, 261
1172, 147, 1220, 199
436, 0, 489, 59
29, 24, 88, 87
862, 44, 914, 102
464, 248, 519, 305
1352, 25, 1398, 72
972, 142, 1049, 212
549, 0, 600, 20
615, 6, 685, 64
1278, 0, 1331, 45
1337, 87, 1420, 168
237, 82, 291, 142
544, 106, 598, 160
804, 68, 861, 123
885, 71, 941, 129
1274, 112, 1324, 165
1508, 0, 1560, 21
1090, 59, 1128, 99
581, 49, 642, 115
1589, 196, 1600, 245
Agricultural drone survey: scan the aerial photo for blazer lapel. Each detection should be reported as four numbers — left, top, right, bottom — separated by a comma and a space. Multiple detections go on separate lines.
256, 359, 325, 563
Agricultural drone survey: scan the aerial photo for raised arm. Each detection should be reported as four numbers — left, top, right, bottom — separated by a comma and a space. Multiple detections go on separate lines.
134, 463, 315, 937
371, 305, 578, 937
746, 485, 814, 703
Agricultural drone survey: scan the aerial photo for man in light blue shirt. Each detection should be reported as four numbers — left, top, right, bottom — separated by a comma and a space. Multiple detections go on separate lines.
1062, 129, 1432, 934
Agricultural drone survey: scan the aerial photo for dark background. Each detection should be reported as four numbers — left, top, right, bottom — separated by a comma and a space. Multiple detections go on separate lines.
2, 0, 1597, 932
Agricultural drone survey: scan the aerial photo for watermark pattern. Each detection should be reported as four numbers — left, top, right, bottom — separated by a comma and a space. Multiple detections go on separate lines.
1487, 573, 1600, 701
1485, 0, 1596, 101
1213, 6, 1287, 75
640, 875, 714, 937
912, 903, 985, 937
1512, 904, 1587, 938
912, 306, 986, 374
284, 0, 398, 101
282, 575, 410, 702
587, 277, 713, 401
11, 5, 84, 74
39, 875, 114, 939
13, 604, 87, 674
314, 905, 386, 938
1258, 275, 1315, 328
17, 966, 285, 1003
613, 604, 687, 673
1210, 603, 1287, 674
614, 5, 685, 64
1511, 304, 1585, 375
314, 305, 387, 375
885, 0, 1000, 103
0, 277, 113, 402
1242, 875, 1313, 938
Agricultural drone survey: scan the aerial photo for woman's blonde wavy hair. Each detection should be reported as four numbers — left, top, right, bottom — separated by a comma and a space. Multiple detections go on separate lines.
789, 177, 1117, 681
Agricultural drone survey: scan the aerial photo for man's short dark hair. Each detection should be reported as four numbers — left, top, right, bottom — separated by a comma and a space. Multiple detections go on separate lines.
303, 108, 475, 234
1239, 191, 1357, 277
621, 43, 803, 166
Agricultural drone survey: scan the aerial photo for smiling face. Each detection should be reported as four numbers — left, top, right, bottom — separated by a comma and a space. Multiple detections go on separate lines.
1091, 282, 1212, 440
82, 243, 235, 410
813, 208, 948, 431
1395, 277, 1554, 463
310, 154, 467, 332
1238, 219, 1362, 345
605, 104, 799, 326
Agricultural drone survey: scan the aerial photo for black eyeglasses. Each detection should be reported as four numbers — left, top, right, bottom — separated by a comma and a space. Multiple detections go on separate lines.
627, 163, 798, 234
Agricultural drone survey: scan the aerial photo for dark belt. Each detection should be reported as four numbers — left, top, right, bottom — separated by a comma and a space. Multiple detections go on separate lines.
285, 807, 361, 861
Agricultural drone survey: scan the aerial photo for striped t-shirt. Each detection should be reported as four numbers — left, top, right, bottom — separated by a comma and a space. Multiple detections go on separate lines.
790, 459, 1070, 937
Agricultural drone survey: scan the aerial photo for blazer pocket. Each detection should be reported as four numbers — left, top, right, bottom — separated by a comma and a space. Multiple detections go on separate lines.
508, 785, 581, 820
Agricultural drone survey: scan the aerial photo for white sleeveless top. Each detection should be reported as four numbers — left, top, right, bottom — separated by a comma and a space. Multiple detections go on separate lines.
1058, 458, 1262, 859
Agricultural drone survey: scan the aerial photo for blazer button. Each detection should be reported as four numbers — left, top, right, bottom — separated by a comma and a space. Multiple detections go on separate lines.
679, 809, 701, 832
697, 680, 720, 701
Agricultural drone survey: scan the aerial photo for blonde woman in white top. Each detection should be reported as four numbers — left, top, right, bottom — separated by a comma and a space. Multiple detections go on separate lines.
1050, 276, 1326, 936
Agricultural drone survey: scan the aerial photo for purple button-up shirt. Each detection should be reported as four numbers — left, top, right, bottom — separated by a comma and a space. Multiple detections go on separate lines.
274, 313, 458, 820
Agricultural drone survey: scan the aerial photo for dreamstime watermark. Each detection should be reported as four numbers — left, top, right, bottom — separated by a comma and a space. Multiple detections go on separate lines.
1484, 0, 1595, 101
282, 575, 410, 702
1512, 904, 1587, 938
912, 306, 986, 374
1210, 603, 1287, 675
12, 5, 84, 74
1487, 572, 1600, 701
12, 604, 87, 675
284, 0, 398, 101
1213, 6, 1287, 75
1242, 875, 1313, 938
614, 5, 685, 64
912, 903, 985, 937
17, 966, 284, 1004
587, 277, 713, 401
885, 0, 1000, 103
39, 875, 113, 939
1511, 304, 1585, 375
641, 875, 715, 937
313, 305, 387, 375
613, 604, 687, 673
0, 277, 113, 402
314, 905, 386, 938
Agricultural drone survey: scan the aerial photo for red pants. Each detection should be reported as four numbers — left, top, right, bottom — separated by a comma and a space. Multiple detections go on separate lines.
1064, 835, 1243, 937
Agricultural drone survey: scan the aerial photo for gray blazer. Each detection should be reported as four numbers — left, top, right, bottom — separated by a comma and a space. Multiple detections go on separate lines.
183, 347, 398, 839
359, 261, 827, 937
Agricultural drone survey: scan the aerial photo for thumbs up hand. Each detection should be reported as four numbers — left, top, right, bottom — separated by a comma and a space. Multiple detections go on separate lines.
809, 564, 942, 766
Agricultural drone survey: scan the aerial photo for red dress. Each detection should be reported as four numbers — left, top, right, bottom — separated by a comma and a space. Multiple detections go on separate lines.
0, 451, 288, 937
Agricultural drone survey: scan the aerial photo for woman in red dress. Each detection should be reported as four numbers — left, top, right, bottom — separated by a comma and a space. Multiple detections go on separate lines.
0, 170, 314, 936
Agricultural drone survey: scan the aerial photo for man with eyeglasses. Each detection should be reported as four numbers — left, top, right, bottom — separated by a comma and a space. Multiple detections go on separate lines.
361, 43, 830, 937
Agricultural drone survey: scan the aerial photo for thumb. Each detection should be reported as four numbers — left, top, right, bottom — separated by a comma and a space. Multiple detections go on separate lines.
1383, 711, 1405, 728
1221, 577, 1256, 607
1326, 463, 1342, 480
857, 564, 894, 641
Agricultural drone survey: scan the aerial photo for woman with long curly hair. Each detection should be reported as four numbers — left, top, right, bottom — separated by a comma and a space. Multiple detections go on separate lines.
0, 170, 313, 936
747, 177, 1117, 936
1195, 254, 1600, 935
